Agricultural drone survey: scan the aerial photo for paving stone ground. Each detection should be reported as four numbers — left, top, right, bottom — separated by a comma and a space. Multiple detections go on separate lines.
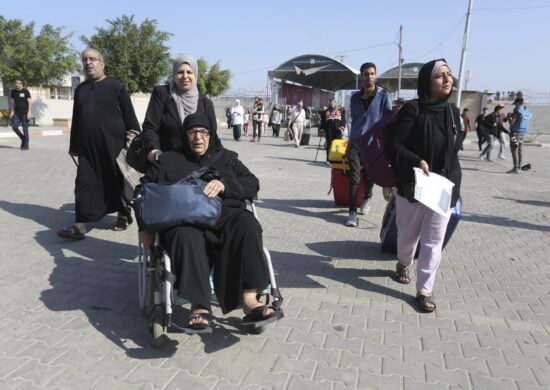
0, 126, 549, 389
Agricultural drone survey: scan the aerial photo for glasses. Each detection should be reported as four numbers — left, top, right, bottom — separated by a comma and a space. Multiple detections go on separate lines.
82, 57, 101, 63
187, 129, 210, 137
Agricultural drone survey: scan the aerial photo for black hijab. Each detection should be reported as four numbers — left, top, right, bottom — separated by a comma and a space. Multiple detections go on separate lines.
180, 112, 223, 161
415, 59, 457, 175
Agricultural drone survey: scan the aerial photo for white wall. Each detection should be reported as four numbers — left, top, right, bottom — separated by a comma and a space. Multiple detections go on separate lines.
0, 94, 150, 127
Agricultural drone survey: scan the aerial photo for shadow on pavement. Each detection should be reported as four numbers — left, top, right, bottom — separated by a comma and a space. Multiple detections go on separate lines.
462, 211, 550, 232
493, 196, 550, 208
265, 155, 327, 167
258, 198, 378, 229
0, 200, 178, 358
307, 240, 395, 262
269, 248, 415, 309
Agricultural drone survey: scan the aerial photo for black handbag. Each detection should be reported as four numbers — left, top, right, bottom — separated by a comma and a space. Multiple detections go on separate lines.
132, 167, 222, 232
126, 132, 150, 173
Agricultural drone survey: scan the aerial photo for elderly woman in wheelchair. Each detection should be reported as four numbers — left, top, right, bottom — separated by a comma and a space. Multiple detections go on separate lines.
137, 112, 282, 333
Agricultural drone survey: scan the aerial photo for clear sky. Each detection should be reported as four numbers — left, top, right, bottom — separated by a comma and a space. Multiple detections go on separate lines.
3, 0, 549, 95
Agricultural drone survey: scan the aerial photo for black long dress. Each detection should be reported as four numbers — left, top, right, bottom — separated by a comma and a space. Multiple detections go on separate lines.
69, 77, 141, 223
140, 127, 268, 314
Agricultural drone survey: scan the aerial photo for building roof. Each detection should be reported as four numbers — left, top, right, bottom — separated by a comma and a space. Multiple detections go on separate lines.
377, 62, 424, 90
268, 54, 359, 92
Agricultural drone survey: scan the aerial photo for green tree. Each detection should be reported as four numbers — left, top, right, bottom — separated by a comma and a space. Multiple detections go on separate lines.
81, 15, 171, 94
196, 58, 231, 97
0, 16, 78, 94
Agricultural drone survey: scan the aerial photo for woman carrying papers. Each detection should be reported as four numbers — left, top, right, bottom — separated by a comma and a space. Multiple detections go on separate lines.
386, 59, 464, 312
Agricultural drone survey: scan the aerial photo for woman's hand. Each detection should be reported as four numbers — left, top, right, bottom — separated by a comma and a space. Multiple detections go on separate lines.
139, 231, 154, 249
419, 160, 430, 176
203, 179, 225, 198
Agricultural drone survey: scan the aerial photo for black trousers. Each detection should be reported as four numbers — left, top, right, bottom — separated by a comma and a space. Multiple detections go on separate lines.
160, 207, 268, 314
347, 143, 374, 212
476, 128, 485, 151
252, 120, 262, 139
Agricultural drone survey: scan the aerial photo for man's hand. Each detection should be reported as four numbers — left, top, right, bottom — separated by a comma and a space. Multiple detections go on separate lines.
203, 179, 225, 198
139, 231, 154, 249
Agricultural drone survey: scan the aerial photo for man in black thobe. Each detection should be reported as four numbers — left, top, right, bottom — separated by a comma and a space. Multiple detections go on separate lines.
57, 48, 140, 240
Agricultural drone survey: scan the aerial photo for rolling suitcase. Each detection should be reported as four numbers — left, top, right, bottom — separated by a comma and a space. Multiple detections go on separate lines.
300, 132, 310, 146
380, 196, 462, 254
331, 168, 364, 207
328, 139, 350, 170
380, 195, 398, 253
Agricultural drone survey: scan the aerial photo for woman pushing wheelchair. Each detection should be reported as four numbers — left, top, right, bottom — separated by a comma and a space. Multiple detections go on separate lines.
137, 112, 282, 333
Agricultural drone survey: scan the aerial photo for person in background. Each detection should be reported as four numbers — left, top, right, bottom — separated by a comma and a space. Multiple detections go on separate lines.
230, 99, 244, 141
243, 109, 250, 136
270, 105, 282, 137
345, 62, 392, 227
459, 108, 471, 151
507, 97, 531, 173
321, 98, 346, 159
289, 99, 306, 148
261, 108, 269, 137
461, 108, 471, 135
251, 97, 263, 142
225, 107, 232, 129
9, 79, 32, 150
386, 58, 464, 312
480, 105, 504, 162
475, 107, 488, 152
496, 109, 509, 160
57, 48, 141, 240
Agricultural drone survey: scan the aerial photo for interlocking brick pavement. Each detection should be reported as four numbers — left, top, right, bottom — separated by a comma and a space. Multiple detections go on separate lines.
0, 127, 549, 389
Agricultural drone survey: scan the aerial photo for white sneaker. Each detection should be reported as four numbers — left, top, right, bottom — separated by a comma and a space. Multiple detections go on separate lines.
345, 211, 358, 227
498, 155, 506, 160
359, 200, 371, 215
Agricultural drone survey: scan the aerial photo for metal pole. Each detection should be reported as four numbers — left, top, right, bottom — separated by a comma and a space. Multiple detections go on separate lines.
456, 0, 474, 107
397, 25, 403, 99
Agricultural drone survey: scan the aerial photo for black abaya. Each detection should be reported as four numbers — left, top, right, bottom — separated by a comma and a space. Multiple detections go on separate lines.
69, 77, 141, 222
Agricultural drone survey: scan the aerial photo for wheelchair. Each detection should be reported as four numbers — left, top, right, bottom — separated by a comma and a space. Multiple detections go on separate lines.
137, 200, 284, 347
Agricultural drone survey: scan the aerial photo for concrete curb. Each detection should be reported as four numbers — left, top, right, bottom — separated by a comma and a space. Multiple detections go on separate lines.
0, 128, 70, 138
1, 126, 549, 147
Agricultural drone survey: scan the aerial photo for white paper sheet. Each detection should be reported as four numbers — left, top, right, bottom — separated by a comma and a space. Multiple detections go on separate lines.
413, 168, 455, 216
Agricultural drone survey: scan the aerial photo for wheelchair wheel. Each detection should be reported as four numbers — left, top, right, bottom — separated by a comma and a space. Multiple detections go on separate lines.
150, 306, 167, 348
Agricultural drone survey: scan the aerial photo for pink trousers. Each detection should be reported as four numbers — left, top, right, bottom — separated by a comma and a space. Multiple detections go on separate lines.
395, 194, 451, 295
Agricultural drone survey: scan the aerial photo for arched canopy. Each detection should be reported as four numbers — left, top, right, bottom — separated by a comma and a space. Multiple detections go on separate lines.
268, 54, 359, 92
377, 62, 424, 90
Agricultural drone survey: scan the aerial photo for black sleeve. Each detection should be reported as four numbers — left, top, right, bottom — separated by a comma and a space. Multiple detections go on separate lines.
483, 114, 495, 128
141, 86, 167, 152
135, 162, 161, 232
119, 85, 141, 132
386, 101, 423, 169
319, 111, 326, 130
219, 155, 260, 200
69, 87, 81, 154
